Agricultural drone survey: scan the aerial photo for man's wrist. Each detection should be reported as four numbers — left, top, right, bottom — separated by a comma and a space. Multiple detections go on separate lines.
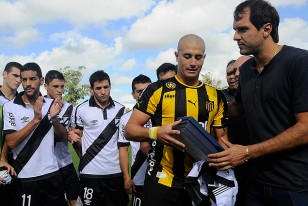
149, 127, 159, 140
245, 146, 249, 162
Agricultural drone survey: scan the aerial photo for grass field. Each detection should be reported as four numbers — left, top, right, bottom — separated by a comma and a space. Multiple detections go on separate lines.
68, 144, 79, 171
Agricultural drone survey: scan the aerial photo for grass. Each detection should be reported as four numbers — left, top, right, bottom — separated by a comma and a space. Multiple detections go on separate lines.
69, 144, 79, 171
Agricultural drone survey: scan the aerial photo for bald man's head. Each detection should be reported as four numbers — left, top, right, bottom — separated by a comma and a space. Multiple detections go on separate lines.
175, 34, 206, 86
235, 55, 251, 69
177, 34, 205, 53
234, 55, 252, 78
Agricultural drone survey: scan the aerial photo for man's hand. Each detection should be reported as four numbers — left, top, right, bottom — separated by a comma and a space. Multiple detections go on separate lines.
207, 138, 248, 170
124, 178, 136, 195
0, 159, 16, 184
50, 96, 63, 119
33, 96, 44, 122
156, 119, 185, 151
68, 129, 81, 144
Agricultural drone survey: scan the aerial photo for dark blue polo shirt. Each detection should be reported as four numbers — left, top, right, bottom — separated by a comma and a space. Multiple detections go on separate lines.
236, 45, 308, 192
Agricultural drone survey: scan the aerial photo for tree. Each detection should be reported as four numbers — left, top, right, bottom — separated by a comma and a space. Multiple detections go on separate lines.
60, 66, 90, 106
200, 71, 227, 90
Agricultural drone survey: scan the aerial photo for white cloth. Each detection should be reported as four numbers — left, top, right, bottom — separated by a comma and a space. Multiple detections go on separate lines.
186, 161, 238, 206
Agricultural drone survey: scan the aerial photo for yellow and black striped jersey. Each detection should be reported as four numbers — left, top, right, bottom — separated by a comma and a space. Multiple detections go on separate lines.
136, 76, 228, 188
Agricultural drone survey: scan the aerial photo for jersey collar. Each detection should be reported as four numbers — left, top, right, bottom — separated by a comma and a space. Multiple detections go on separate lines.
0, 89, 18, 101
89, 95, 115, 109
13, 91, 46, 107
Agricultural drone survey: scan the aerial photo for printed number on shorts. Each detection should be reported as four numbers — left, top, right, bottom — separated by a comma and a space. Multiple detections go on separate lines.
133, 197, 141, 206
84, 187, 94, 200
21, 194, 31, 206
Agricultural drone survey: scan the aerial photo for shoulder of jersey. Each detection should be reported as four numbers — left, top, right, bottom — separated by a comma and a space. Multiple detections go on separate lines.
75, 99, 89, 109
61, 99, 71, 106
44, 97, 53, 103
113, 100, 125, 108
121, 110, 133, 119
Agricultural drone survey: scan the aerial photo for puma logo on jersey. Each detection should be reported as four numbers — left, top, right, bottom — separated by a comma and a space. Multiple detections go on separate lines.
188, 100, 197, 107
136, 101, 142, 108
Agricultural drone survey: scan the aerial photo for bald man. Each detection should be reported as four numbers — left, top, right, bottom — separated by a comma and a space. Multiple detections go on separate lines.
125, 34, 229, 206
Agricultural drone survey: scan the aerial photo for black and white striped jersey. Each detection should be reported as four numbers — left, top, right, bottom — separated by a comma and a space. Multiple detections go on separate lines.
117, 110, 150, 186
52, 99, 74, 168
71, 96, 125, 176
3, 92, 59, 178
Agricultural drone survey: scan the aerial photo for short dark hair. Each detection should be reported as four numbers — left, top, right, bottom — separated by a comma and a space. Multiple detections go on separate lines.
21, 62, 42, 78
4, 62, 22, 73
89, 70, 110, 87
234, 0, 280, 43
132, 74, 151, 92
227, 60, 236, 67
156, 63, 177, 79
45, 70, 65, 84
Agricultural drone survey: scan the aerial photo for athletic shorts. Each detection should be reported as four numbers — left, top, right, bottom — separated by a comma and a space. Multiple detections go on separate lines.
142, 175, 195, 206
79, 174, 129, 206
59, 163, 80, 201
12, 171, 67, 206
0, 183, 14, 206
131, 185, 143, 206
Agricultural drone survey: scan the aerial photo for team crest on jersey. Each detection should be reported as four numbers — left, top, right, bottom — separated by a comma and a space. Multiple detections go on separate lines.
21, 116, 30, 123
166, 81, 176, 89
205, 101, 214, 112
60, 114, 70, 125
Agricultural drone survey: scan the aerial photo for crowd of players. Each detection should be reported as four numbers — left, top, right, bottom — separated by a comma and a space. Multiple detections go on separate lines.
2, 1, 308, 206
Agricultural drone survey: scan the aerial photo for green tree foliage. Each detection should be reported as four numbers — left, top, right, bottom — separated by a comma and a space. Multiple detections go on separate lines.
200, 71, 227, 90
60, 66, 90, 106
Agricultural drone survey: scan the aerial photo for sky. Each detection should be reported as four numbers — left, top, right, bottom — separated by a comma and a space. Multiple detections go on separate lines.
1, 0, 308, 108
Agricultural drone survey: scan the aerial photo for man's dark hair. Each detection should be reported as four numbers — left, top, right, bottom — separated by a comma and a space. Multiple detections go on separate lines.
89, 70, 110, 87
4, 62, 22, 73
45, 70, 65, 84
132, 74, 151, 92
227, 60, 236, 67
234, 0, 280, 43
156, 63, 177, 79
21, 62, 42, 78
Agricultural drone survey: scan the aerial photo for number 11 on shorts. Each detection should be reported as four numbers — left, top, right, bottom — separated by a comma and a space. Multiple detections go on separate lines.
21, 194, 31, 206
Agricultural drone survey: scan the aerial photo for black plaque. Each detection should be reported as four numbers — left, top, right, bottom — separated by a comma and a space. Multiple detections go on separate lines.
173, 116, 224, 161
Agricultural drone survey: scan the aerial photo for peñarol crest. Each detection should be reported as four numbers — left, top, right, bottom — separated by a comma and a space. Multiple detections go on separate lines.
166, 81, 176, 89
205, 101, 214, 112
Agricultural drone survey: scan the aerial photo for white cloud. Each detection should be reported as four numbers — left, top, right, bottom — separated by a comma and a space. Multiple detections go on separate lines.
124, 0, 239, 50
271, 0, 308, 7
0, 0, 155, 29
120, 58, 136, 71
0, 32, 124, 86
110, 76, 133, 86
36, 33, 123, 74
119, 94, 135, 104
279, 18, 308, 49
145, 48, 177, 71
0, 28, 41, 49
